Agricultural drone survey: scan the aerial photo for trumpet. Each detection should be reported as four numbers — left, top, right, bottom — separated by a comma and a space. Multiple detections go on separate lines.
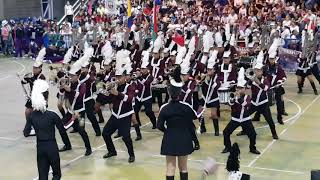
245, 68, 255, 80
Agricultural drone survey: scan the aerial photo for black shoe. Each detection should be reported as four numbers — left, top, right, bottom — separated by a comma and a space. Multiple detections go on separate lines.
221, 148, 230, 153
214, 131, 219, 136
128, 156, 135, 163
314, 90, 318, 95
85, 149, 92, 156
236, 131, 246, 136
272, 133, 279, 140
200, 126, 206, 134
277, 118, 284, 125
70, 129, 78, 133
250, 149, 261, 155
59, 145, 72, 152
96, 132, 101, 136
297, 89, 302, 94
114, 134, 121, 138
194, 143, 200, 150
283, 112, 288, 116
152, 125, 157, 129
135, 136, 142, 141
103, 152, 117, 159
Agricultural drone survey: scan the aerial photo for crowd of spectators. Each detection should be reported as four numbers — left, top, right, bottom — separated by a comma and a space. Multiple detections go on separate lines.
1, 0, 320, 60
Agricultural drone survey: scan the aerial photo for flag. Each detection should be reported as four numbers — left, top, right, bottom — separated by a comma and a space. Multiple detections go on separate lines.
127, 0, 133, 28
152, 0, 159, 41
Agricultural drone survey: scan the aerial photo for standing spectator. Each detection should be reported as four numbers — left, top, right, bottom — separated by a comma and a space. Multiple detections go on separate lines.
1, 20, 10, 55
60, 24, 72, 49
65, 1, 74, 24
14, 23, 25, 59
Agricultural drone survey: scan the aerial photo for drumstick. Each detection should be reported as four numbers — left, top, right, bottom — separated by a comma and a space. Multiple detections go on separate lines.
197, 77, 213, 134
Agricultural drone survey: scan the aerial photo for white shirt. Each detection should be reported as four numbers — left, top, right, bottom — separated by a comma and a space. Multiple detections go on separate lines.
227, 14, 238, 25
65, 5, 73, 16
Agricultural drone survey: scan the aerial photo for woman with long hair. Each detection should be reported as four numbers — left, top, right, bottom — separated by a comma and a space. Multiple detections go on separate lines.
157, 66, 198, 180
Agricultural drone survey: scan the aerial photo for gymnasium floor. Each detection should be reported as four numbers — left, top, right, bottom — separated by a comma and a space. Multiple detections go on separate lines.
0, 57, 319, 180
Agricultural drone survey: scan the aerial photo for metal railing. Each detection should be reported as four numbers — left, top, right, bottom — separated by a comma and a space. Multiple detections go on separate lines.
57, 0, 89, 26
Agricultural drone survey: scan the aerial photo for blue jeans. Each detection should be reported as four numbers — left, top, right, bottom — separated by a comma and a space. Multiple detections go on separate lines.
2, 40, 9, 55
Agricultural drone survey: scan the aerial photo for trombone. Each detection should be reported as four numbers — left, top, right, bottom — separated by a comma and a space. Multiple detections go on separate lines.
96, 78, 119, 94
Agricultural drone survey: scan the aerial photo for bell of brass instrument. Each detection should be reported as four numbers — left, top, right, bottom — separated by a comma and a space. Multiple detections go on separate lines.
96, 78, 119, 94
245, 68, 255, 80
58, 76, 70, 88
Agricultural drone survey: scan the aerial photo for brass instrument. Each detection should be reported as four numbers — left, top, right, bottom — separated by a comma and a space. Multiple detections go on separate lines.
58, 76, 70, 89
96, 78, 119, 94
245, 68, 255, 80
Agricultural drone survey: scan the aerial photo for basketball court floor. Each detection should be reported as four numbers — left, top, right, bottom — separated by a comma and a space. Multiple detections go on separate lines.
0, 57, 319, 180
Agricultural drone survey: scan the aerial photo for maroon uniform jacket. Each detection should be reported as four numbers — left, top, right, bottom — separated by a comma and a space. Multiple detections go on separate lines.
229, 95, 252, 122
109, 83, 135, 119
179, 79, 197, 106
65, 80, 86, 113
150, 56, 166, 82
80, 72, 96, 102
103, 69, 115, 83
137, 73, 154, 102
217, 63, 237, 87
249, 77, 270, 106
201, 75, 221, 104
132, 50, 143, 72
190, 61, 206, 78
265, 64, 287, 88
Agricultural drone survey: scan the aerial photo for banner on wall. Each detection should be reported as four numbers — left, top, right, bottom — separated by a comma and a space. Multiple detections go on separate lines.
278, 47, 301, 72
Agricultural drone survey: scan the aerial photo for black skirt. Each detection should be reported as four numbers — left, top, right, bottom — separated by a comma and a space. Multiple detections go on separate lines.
296, 69, 312, 77
160, 128, 194, 156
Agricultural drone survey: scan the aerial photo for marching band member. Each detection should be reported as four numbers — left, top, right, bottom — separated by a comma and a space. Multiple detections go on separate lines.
239, 55, 279, 139
254, 48, 287, 124
60, 58, 92, 156
222, 68, 260, 154
101, 54, 136, 163
296, 30, 318, 95
199, 52, 221, 136
179, 53, 200, 150
151, 33, 166, 109
80, 58, 101, 136
95, 57, 115, 123
21, 48, 46, 136
217, 47, 237, 91
296, 53, 318, 95
135, 47, 157, 129
23, 79, 71, 180
157, 66, 197, 180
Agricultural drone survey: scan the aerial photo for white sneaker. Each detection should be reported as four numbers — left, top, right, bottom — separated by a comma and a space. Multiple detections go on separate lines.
29, 129, 36, 136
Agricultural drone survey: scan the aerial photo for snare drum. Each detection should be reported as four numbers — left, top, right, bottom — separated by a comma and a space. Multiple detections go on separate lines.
152, 84, 167, 93
218, 87, 231, 104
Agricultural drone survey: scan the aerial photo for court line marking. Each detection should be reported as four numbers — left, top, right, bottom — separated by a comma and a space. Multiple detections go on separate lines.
205, 97, 301, 134
0, 60, 26, 81
32, 122, 152, 180
247, 95, 320, 167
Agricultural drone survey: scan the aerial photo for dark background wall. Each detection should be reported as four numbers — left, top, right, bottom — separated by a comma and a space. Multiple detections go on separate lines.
0, 0, 42, 19
0, 0, 78, 20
